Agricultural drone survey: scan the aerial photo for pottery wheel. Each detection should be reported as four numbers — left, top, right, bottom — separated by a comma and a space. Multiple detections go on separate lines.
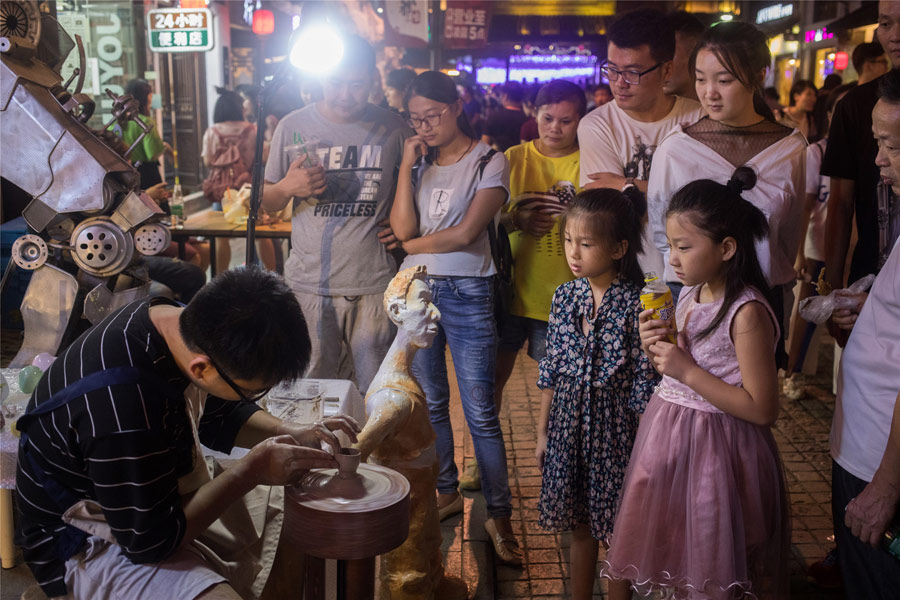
284, 464, 411, 560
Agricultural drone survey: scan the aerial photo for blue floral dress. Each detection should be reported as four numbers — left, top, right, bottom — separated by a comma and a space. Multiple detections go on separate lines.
537, 277, 660, 540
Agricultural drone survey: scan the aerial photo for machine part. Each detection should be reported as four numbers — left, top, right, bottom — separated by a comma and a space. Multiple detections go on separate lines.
11, 234, 48, 270
83, 280, 151, 325
110, 190, 164, 232
0, 1, 41, 48
69, 217, 134, 277
10, 263, 79, 368
133, 223, 171, 256
45, 218, 74, 241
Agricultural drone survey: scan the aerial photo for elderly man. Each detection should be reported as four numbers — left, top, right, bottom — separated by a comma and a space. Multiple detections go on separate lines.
15, 268, 359, 600
829, 67, 900, 599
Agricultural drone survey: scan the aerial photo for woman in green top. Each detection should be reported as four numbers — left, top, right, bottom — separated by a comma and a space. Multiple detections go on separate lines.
122, 79, 170, 188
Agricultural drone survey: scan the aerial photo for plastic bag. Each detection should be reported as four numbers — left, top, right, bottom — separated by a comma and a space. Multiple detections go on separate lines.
799, 274, 876, 324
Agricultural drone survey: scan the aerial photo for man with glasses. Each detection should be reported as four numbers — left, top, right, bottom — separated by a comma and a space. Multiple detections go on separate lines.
262, 35, 409, 395
577, 8, 703, 274
16, 267, 359, 600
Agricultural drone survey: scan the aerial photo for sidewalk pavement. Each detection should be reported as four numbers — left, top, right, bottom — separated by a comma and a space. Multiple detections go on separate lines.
441, 344, 843, 599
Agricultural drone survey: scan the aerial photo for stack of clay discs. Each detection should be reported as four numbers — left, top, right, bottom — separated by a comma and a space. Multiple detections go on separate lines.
284, 463, 410, 560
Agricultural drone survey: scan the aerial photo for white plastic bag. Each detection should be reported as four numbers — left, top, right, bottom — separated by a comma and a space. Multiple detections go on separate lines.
798, 274, 876, 324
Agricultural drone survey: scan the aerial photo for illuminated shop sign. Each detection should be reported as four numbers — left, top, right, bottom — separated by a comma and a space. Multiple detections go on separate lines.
756, 3, 793, 24
147, 8, 214, 52
804, 27, 835, 43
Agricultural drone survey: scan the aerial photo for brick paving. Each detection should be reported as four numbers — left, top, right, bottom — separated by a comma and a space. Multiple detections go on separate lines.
443, 342, 844, 599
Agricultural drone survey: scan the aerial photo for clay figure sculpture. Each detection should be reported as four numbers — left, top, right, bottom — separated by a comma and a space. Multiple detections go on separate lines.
355, 265, 468, 600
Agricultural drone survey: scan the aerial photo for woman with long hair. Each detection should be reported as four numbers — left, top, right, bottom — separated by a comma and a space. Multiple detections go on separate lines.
121, 78, 170, 189
390, 71, 523, 565
647, 20, 807, 367
776, 79, 819, 141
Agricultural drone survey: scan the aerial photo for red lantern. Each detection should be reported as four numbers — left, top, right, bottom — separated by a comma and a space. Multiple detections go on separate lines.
252, 9, 275, 35
834, 51, 850, 71
180, 0, 207, 8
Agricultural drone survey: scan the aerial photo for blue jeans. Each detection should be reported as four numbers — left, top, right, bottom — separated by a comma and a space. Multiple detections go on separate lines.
412, 276, 513, 519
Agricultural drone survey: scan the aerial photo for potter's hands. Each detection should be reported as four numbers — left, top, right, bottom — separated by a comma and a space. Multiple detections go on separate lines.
639, 309, 674, 358
649, 333, 696, 382
280, 415, 361, 455
236, 435, 336, 486
280, 158, 327, 199
845, 473, 900, 547
401, 135, 428, 168
536, 431, 548, 471
377, 218, 400, 251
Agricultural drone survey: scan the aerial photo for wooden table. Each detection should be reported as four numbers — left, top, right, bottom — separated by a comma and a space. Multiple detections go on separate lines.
171, 209, 292, 273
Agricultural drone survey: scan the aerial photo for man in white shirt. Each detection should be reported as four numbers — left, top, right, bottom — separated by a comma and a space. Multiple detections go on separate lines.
577, 8, 703, 273
829, 71, 900, 595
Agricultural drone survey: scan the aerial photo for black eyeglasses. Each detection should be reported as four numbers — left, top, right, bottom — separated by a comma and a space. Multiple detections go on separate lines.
199, 347, 270, 403
601, 62, 664, 85
406, 106, 449, 130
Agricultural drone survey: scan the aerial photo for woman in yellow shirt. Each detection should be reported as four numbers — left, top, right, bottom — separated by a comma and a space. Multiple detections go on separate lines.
460, 80, 585, 489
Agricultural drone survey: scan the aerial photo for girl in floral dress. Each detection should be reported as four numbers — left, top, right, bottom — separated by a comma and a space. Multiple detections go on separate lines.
536, 188, 660, 600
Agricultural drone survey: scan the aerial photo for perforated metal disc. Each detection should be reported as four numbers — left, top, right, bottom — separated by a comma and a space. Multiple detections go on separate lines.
70, 217, 133, 276
134, 223, 171, 256
11, 234, 48, 270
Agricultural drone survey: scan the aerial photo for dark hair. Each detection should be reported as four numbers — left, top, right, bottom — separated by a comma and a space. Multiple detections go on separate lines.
666, 167, 773, 340
608, 9, 675, 63
405, 70, 477, 140
335, 34, 376, 73
822, 73, 843, 91
386, 68, 417, 94
852, 41, 885, 73
213, 87, 245, 123
879, 66, 900, 103
691, 21, 775, 121
825, 82, 857, 114
594, 83, 612, 95
501, 81, 526, 104
562, 187, 646, 287
788, 79, 816, 106
668, 10, 705, 39
763, 86, 780, 101
534, 80, 588, 117
124, 78, 153, 115
180, 267, 311, 386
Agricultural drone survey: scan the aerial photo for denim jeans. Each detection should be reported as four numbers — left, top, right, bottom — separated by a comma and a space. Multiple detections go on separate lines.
412, 276, 513, 518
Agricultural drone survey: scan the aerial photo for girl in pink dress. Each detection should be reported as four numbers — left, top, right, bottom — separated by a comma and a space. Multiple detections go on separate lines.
603, 168, 789, 599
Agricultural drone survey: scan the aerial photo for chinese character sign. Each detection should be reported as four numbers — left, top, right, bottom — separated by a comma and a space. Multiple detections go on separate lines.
147, 8, 214, 53
443, 1, 491, 49
384, 0, 429, 48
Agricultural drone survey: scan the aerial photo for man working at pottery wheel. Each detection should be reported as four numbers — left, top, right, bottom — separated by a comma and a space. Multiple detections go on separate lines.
15, 267, 359, 600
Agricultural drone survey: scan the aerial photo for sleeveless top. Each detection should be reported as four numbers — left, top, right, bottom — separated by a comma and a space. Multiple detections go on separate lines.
656, 285, 779, 414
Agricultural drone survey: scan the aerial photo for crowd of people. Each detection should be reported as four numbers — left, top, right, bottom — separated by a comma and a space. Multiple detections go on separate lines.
14, 2, 900, 600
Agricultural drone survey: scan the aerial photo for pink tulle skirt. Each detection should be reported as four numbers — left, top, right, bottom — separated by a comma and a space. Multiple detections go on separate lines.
601, 393, 790, 599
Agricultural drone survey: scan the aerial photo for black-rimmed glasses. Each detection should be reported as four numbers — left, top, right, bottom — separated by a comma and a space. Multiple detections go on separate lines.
199, 347, 270, 403
601, 62, 663, 85
406, 106, 449, 130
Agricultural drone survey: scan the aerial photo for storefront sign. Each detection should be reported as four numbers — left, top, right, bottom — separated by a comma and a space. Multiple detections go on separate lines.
834, 51, 849, 70
444, 1, 492, 49
147, 8, 214, 53
756, 3, 793, 25
384, 0, 429, 49
804, 27, 834, 43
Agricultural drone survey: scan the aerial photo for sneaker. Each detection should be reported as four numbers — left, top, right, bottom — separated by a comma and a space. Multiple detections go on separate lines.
783, 376, 805, 400
807, 547, 842, 589
459, 460, 481, 491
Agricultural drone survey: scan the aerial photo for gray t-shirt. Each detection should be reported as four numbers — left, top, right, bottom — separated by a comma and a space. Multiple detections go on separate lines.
399, 142, 509, 277
265, 103, 408, 295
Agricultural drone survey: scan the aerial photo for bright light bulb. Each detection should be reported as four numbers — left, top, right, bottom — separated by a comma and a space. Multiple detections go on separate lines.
290, 27, 344, 73
720, 14, 733, 21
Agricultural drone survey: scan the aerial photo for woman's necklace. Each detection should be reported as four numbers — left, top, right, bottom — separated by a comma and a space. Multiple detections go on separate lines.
437, 138, 474, 166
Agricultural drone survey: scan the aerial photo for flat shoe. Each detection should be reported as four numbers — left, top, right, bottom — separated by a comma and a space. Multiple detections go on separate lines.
458, 461, 481, 491
438, 492, 463, 521
484, 518, 523, 566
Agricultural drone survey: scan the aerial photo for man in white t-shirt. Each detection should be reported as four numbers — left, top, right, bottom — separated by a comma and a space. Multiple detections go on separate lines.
577, 8, 703, 274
